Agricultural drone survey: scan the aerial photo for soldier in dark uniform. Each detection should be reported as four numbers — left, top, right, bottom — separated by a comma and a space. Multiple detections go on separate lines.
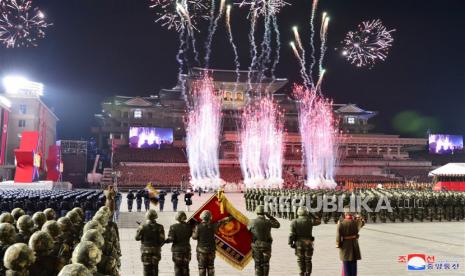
247, 205, 280, 276
158, 190, 167, 212
171, 190, 180, 212
32, 211, 47, 231
184, 190, 194, 212
44, 208, 57, 221
192, 210, 232, 276
127, 190, 135, 212
336, 207, 365, 276
144, 190, 151, 211
136, 190, 144, 212
165, 211, 193, 276
135, 209, 165, 276
289, 207, 321, 276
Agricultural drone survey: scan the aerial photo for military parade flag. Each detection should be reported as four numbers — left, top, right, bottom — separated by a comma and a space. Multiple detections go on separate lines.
189, 191, 252, 270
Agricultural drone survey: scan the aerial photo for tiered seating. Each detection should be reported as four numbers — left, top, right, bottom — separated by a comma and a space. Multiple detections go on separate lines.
117, 164, 189, 188
114, 147, 187, 163
219, 167, 243, 183
335, 175, 396, 183
389, 167, 431, 182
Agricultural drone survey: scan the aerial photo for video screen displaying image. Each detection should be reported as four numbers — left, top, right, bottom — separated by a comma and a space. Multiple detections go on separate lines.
129, 127, 174, 149
428, 134, 463, 154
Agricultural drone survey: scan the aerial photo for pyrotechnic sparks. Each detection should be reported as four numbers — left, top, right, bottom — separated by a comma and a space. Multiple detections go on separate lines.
226, 5, 240, 85
149, 0, 209, 32
341, 19, 395, 68
0, 0, 51, 48
237, 0, 290, 17
289, 4, 329, 90
186, 74, 222, 190
204, 0, 226, 67
240, 97, 285, 188
293, 85, 338, 189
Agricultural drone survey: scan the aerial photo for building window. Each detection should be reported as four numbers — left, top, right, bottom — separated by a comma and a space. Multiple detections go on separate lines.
134, 110, 142, 118
347, 117, 355, 124
18, 120, 26, 127
148, 112, 153, 119
19, 104, 27, 114
123, 112, 129, 118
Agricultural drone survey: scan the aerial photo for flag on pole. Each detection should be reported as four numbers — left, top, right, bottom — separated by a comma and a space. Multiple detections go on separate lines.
189, 191, 252, 270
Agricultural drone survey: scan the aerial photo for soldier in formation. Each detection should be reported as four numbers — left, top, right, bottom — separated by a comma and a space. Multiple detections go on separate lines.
0, 188, 120, 276
248, 205, 280, 276
289, 207, 321, 276
135, 209, 165, 276
192, 210, 232, 276
165, 211, 192, 276
244, 188, 465, 223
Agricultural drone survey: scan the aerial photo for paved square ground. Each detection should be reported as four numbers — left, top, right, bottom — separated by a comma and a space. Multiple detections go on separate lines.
116, 192, 465, 275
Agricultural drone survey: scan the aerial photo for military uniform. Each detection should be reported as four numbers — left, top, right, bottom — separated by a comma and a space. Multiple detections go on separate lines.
136, 209, 165, 276
336, 212, 365, 276
4, 243, 35, 275
29, 231, 61, 276
0, 223, 16, 275
192, 210, 231, 276
248, 206, 280, 276
289, 207, 321, 276
165, 211, 193, 276
127, 191, 135, 212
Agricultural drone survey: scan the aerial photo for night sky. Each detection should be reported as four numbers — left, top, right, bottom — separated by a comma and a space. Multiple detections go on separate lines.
0, 0, 464, 140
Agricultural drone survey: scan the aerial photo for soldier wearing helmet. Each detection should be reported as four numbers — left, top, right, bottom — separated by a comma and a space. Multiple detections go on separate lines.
289, 207, 321, 276
247, 205, 280, 276
32, 211, 47, 231
165, 211, 193, 276
135, 209, 165, 276
44, 208, 57, 221
16, 215, 35, 243
58, 263, 92, 276
3, 243, 35, 276
29, 230, 61, 275
192, 210, 232, 276
0, 223, 16, 274
71, 241, 102, 275
0, 213, 14, 225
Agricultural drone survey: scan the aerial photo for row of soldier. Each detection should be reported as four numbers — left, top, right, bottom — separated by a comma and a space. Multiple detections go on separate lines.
245, 188, 465, 223
0, 204, 121, 275
134, 205, 363, 276
0, 189, 106, 220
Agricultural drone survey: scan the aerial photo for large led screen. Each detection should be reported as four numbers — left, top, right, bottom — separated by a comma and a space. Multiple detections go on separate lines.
129, 127, 174, 149
428, 134, 463, 154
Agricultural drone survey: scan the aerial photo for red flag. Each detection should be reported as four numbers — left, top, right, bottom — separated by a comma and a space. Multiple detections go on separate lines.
189, 192, 252, 270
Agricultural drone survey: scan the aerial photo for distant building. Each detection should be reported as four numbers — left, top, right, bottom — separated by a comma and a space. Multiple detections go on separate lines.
92, 68, 380, 149
0, 77, 58, 167
334, 104, 377, 134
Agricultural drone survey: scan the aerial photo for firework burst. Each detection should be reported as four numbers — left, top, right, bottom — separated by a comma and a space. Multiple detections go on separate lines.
150, 0, 209, 32
0, 0, 52, 48
237, 0, 290, 17
341, 19, 395, 68
186, 74, 222, 190
240, 97, 285, 188
293, 85, 338, 189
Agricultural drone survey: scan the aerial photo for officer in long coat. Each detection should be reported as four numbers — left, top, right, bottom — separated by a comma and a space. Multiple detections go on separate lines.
336, 207, 365, 276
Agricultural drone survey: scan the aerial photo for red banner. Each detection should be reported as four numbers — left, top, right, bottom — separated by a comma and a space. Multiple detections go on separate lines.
189, 192, 252, 270
14, 131, 39, 183
433, 182, 465, 191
